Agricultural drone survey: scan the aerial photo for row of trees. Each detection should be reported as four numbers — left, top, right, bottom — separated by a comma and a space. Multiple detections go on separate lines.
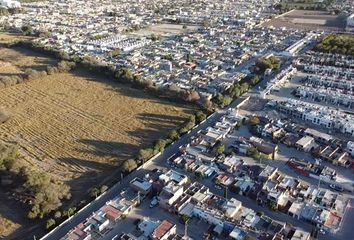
212, 74, 261, 108
0, 60, 76, 89
0, 142, 71, 220
46, 206, 77, 230
314, 35, 354, 56
122, 111, 207, 173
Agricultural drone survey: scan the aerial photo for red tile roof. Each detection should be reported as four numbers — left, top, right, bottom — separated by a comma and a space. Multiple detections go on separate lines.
103, 205, 122, 221
152, 220, 175, 239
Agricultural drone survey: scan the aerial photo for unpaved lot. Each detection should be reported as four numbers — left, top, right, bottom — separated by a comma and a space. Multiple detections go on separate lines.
0, 68, 193, 238
262, 10, 346, 31
0, 69, 192, 184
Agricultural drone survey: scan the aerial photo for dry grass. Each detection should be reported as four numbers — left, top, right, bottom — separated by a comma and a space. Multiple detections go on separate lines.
0, 31, 33, 44
0, 69, 193, 189
0, 44, 193, 238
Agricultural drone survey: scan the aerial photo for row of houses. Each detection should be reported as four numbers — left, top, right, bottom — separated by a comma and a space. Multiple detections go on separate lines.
63, 195, 136, 240
251, 113, 353, 168
294, 85, 354, 109
276, 99, 354, 137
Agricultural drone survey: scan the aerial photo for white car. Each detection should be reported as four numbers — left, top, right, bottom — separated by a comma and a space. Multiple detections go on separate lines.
150, 197, 159, 208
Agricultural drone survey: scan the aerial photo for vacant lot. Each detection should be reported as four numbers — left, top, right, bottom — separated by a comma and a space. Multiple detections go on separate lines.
0, 47, 193, 238
131, 23, 200, 37
0, 69, 192, 186
263, 10, 346, 31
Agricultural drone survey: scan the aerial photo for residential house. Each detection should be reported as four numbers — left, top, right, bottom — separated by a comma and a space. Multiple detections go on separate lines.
151, 220, 177, 240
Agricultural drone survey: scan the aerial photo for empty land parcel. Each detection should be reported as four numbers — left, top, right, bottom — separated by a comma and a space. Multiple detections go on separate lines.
0, 45, 193, 238
0, 70, 193, 188
263, 10, 347, 31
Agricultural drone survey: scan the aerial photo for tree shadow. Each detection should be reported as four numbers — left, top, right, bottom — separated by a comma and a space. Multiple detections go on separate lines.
77, 139, 140, 162
137, 112, 187, 125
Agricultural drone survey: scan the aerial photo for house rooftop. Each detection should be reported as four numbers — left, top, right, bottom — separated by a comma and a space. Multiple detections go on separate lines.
152, 220, 175, 240
291, 229, 310, 240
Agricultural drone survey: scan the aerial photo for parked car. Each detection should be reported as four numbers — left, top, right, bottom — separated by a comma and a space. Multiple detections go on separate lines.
329, 184, 344, 192
150, 196, 159, 208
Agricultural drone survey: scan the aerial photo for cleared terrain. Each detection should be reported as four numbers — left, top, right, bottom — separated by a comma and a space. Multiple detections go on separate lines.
0, 46, 193, 238
0, 70, 192, 189
263, 10, 346, 31
131, 23, 199, 37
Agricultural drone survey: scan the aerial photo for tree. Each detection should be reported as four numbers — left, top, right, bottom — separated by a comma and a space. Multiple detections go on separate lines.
179, 115, 196, 134
63, 207, 76, 218
21, 25, 33, 35
46, 218, 56, 229
182, 24, 188, 29
250, 75, 260, 86
247, 147, 260, 159
28, 204, 41, 219
0, 108, 10, 123
182, 91, 200, 102
109, 49, 121, 57
181, 215, 190, 224
186, 53, 193, 63
214, 93, 232, 108
268, 201, 277, 211
90, 187, 100, 198
240, 82, 249, 93
216, 144, 225, 155
202, 98, 213, 111
100, 185, 108, 194
168, 130, 179, 141
122, 159, 138, 173
195, 111, 206, 123
153, 139, 167, 153
138, 148, 154, 161
54, 211, 62, 219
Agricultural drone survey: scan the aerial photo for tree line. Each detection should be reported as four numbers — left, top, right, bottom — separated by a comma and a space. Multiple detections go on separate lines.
0, 59, 76, 88
212, 74, 261, 108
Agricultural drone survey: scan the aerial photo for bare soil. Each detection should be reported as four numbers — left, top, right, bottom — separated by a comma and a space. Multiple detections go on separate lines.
0, 48, 193, 238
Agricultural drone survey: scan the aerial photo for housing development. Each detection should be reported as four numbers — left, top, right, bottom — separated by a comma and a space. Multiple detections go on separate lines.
0, 1, 353, 240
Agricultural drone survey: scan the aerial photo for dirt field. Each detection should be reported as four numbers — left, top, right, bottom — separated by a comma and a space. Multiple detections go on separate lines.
263, 10, 347, 31
131, 23, 200, 37
0, 69, 193, 183
0, 52, 193, 237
